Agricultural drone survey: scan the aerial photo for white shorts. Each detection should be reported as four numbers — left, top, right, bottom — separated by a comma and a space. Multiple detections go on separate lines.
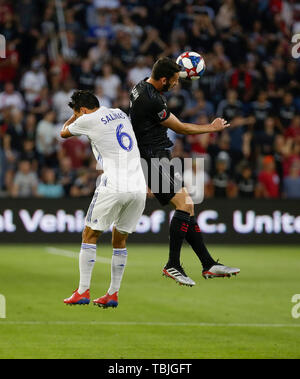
85, 186, 146, 234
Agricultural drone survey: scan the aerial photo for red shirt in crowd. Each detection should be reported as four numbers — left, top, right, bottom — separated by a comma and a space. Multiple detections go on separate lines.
258, 170, 280, 198
62, 138, 87, 169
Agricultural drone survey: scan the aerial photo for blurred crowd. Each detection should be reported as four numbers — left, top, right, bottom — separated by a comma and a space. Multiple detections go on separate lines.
0, 0, 300, 200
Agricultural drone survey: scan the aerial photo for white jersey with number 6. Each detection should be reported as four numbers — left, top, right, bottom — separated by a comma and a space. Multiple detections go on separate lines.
68, 106, 146, 233
68, 106, 146, 193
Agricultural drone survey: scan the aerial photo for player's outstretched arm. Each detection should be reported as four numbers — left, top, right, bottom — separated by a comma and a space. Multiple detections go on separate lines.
161, 113, 230, 135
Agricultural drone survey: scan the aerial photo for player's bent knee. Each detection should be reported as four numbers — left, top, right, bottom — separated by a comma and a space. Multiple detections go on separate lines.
82, 226, 102, 244
112, 228, 128, 249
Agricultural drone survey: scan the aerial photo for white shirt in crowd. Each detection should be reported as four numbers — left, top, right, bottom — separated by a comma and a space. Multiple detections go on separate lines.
95, 74, 121, 101
0, 91, 25, 111
52, 89, 75, 123
36, 119, 57, 155
127, 66, 152, 86
20, 70, 47, 104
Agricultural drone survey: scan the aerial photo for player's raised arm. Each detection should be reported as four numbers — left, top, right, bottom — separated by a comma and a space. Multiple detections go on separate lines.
60, 90, 100, 139
60, 114, 77, 139
161, 112, 230, 135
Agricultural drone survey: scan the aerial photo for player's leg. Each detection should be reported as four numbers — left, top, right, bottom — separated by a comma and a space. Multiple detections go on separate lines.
147, 154, 196, 286
180, 191, 217, 270
168, 188, 193, 268
162, 188, 195, 286
181, 188, 240, 279
93, 192, 146, 308
93, 227, 128, 308
79, 226, 101, 293
64, 226, 101, 305
64, 186, 114, 305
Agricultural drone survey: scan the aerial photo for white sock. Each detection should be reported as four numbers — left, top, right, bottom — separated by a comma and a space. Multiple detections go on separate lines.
78, 243, 96, 294
108, 248, 127, 295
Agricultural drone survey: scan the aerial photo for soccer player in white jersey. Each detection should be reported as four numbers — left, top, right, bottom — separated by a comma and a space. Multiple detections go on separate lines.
61, 90, 146, 308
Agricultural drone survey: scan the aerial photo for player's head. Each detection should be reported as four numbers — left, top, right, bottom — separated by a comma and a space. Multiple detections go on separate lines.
151, 57, 181, 92
68, 90, 100, 115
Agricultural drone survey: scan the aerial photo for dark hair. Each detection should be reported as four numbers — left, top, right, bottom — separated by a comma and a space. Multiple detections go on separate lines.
68, 90, 100, 112
151, 57, 181, 80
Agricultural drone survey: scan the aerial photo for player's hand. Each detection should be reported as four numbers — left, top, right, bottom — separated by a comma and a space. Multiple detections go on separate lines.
210, 118, 230, 132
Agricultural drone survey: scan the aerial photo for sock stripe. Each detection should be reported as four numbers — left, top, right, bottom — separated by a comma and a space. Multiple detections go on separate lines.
81, 243, 97, 250
113, 249, 128, 256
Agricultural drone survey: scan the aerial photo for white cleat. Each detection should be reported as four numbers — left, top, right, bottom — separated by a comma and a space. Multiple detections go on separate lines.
163, 266, 196, 287
202, 264, 240, 279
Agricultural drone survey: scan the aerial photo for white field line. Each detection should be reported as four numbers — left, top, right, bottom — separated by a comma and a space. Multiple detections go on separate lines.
46, 247, 111, 264
0, 321, 300, 327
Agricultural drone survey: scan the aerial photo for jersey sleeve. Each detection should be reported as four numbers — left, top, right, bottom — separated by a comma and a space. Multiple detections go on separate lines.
68, 115, 89, 136
150, 96, 170, 123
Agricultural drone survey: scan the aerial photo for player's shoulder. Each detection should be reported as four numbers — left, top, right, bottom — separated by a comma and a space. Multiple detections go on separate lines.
136, 80, 165, 106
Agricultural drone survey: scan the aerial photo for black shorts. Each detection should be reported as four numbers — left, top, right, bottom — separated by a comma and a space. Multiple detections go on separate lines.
140, 148, 185, 206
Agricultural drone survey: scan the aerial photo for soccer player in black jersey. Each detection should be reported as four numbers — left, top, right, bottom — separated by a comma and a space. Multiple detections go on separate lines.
129, 57, 240, 286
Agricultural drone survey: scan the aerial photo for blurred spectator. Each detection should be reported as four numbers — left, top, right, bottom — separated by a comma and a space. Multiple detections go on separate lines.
116, 14, 143, 49
57, 156, 76, 197
93, 0, 120, 11
76, 58, 96, 91
49, 54, 71, 85
278, 92, 297, 129
236, 163, 255, 198
283, 164, 300, 199
215, 0, 236, 31
20, 58, 47, 105
95, 84, 112, 108
35, 111, 57, 167
112, 31, 138, 76
20, 139, 39, 172
216, 89, 243, 121
0, 0, 299, 200
0, 82, 25, 111
229, 61, 255, 103
37, 167, 64, 198
182, 90, 214, 122
256, 155, 280, 198
11, 160, 38, 198
167, 83, 191, 119
186, 115, 213, 158
23, 113, 37, 141
88, 37, 111, 72
59, 136, 89, 170
284, 114, 300, 141
183, 158, 212, 203
0, 40, 19, 85
127, 56, 151, 88
6, 109, 25, 169
87, 13, 115, 44
112, 89, 131, 113
140, 27, 166, 58
30, 86, 52, 119
254, 116, 277, 157
211, 151, 236, 198
70, 168, 95, 197
250, 90, 273, 133
282, 138, 300, 178
190, 12, 216, 53
95, 63, 121, 101
52, 79, 75, 124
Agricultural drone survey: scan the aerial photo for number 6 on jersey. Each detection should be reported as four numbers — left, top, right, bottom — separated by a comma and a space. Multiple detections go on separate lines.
116, 123, 133, 152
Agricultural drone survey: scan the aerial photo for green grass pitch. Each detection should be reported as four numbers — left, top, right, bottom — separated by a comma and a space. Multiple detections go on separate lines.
0, 243, 299, 359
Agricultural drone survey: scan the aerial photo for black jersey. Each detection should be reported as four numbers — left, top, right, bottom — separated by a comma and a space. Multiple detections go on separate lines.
129, 79, 173, 156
